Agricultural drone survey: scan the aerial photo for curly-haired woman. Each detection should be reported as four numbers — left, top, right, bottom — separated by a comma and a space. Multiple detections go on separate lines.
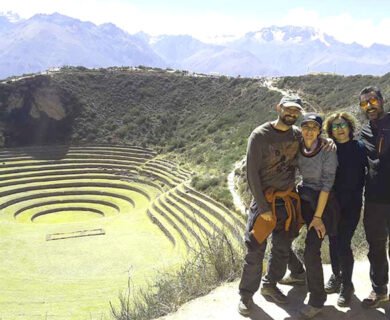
323, 112, 367, 307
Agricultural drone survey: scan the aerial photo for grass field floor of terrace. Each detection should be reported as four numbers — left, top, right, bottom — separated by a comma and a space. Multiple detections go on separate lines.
0, 144, 245, 320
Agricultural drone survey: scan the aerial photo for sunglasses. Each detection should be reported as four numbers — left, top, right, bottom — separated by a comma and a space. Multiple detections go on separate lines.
360, 97, 379, 109
331, 121, 348, 131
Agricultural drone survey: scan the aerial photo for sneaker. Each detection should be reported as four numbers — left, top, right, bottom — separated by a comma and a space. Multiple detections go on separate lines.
279, 271, 306, 286
337, 284, 354, 307
260, 285, 288, 304
238, 296, 253, 316
324, 274, 341, 294
361, 290, 389, 309
299, 304, 322, 319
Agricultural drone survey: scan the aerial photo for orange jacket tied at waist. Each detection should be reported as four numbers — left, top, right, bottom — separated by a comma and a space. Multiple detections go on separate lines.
251, 185, 303, 245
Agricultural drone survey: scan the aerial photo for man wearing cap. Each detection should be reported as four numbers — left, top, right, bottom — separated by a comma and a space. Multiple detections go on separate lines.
238, 94, 307, 315
359, 86, 390, 308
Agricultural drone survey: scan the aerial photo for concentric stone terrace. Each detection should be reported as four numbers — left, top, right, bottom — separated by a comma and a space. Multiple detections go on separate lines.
0, 144, 245, 320
0, 145, 161, 224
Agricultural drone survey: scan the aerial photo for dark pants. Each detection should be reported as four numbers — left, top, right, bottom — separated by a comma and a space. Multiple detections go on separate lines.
302, 199, 326, 308
329, 193, 362, 286
364, 201, 390, 295
288, 246, 305, 275
239, 203, 297, 299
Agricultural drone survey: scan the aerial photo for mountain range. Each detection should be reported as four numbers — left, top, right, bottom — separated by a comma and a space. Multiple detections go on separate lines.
1, 12, 390, 79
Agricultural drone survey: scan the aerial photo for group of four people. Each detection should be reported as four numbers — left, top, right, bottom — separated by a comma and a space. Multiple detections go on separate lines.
238, 86, 390, 319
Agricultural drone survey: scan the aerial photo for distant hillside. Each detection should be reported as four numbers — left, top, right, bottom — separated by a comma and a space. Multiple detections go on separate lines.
1, 67, 390, 207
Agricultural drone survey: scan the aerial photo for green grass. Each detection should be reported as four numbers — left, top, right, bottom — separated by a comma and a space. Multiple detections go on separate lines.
0, 184, 174, 320
0, 144, 244, 320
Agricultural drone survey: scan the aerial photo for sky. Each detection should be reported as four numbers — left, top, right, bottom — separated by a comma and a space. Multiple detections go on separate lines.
2, 0, 390, 46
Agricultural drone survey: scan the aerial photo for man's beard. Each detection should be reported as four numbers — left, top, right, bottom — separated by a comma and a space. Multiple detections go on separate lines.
365, 108, 384, 121
280, 115, 297, 126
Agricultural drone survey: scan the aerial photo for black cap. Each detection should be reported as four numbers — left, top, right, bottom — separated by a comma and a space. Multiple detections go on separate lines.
279, 94, 304, 111
301, 113, 323, 128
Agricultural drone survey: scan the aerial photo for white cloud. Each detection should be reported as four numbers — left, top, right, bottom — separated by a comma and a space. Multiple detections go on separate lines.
0, 0, 265, 40
0, 0, 139, 26
282, 8, 390, 47
1, 1, 390, 46
139, 11, 265, 41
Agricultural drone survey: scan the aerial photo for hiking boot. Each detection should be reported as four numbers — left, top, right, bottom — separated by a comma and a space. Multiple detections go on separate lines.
260, 285, 288, 304
361, 290, 389, 309
238, 296, 253, 316
324, 274, 341, 294
337, 284, 354, 307
299, 304, 322, 319
279, 271, 306, 286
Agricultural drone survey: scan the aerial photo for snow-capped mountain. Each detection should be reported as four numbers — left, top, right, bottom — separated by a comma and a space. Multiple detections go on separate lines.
1, 12, 390, 79
0, 12, 164, 79
242, 25, 334, 45
225, 26, 390, 75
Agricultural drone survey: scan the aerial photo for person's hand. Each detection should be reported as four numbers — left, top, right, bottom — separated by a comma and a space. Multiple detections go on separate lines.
260, 211, 273, 221
321, 138, 336, 151
308, 217, 326, 239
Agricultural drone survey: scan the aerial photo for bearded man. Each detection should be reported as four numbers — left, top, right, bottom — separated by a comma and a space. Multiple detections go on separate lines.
238, 94, 307, 315
359, 86, 390, 309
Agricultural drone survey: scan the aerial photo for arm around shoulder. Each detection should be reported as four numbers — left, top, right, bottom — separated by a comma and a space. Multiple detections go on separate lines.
321, 149, 338, 192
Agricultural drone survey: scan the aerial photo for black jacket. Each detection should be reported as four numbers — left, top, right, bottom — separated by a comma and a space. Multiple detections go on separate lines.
361, 113, 390, 203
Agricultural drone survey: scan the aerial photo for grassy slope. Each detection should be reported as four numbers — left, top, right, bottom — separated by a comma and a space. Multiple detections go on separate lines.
1, 67, 283, 208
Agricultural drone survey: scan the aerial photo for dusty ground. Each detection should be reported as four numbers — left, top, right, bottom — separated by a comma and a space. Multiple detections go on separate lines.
158, 261, 390, 320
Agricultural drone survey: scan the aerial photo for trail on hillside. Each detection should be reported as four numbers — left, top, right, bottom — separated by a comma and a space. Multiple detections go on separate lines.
227, 77, 304, 214
264, 78, 320, 113
227, 158, 246, 215
263, 78, 290, 95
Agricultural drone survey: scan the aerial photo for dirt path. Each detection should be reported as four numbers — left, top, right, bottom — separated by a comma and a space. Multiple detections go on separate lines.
263, 78, 319, 113
158, 261, 390, 320
227, 157, 246, 215
263, 78, 290, 96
